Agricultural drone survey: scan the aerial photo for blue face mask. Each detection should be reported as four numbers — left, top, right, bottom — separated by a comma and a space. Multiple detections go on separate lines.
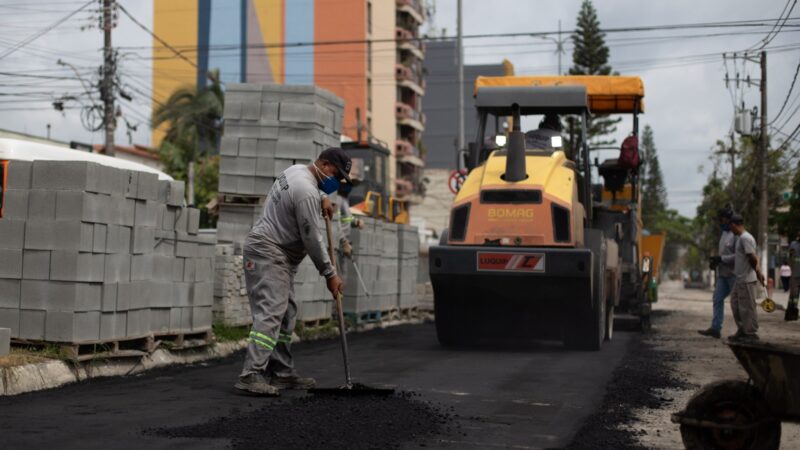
314, 163, 340, 195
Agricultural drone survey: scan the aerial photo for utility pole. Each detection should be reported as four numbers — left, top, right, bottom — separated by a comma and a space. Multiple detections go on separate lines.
456, 0, 464, 158
729, 131, 736, 178
102, 0, 116, 156
759, 51, 768, 276
557, 20, 562, 75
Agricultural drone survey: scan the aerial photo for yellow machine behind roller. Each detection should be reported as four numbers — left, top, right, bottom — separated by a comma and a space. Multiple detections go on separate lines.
429, 75, 646, 350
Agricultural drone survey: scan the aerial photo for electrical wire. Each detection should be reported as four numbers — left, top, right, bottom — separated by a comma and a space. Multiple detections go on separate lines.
116, 2, 197, 69
0, 0, 93, 61
770, 56, 800, 125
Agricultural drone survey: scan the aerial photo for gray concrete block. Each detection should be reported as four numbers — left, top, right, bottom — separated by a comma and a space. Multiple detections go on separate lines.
174, 206, 188, 231
173, 282, 192, 307
100, 312, 117, 340
131, 227, 155, 254
19, 309, 45, 340
0, 219, 25, 249
55, 191, 111, 223
167, 181, 185, 206
130, 254, 154, 281
32, 160, 102, 191
0, 308, 19, 337
27, 189, 56, 220
218, 174, 237, 193
21, 280, 102, 312
126, 308, 150, 337
195, 257, 212, 282
0, 248, 22, 279
220, 135, 239, 156
193, 281, 213, 306
24, 220, 93, 252
128, 281, 152, 309
93, 223, 107, 253
136, 172, 158, 200
191, 306, 212, 330
182, 258, 196, 282
258, 102, 279, 122
150, 283, 173, 308
275, 139, 317, 159
150, 255, 173, 283
103, 253, 131, 283
45, 311, 100, 342
101, 283, 117, 312
104, 225, 131, 254
278, 102, 315, 123
169, 307, 183, 332
223, 97, 242, 120
0, 279, 20, 308
116, 281, 131, 311
241, 98, 262, 121
176, 241, 198, 258
95, 164, 116, 195
153, 237, 175, 257
49, 251, 104, 282
108, 196, 135, 226
150, 307, 170, 333
172, 258, 184, 282
161, 206, 177, 231
238, 138, 258, 157
114, 311, 127, 337
121, 170, 138, 198
257, 138, 277, 157
254, 176, 274, 195
255, 157, 275, 177
6, 160, 32, 189
0, 327, 9, 356
2, 189, 29, 219
22, 250, 50, 280
187, 208, 200, 235
134, 200, 158, 227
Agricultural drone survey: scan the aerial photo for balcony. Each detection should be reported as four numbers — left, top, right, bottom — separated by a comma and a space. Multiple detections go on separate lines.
396, 102, 425, 132
396, 0, 425, 24
395, 139, 418, 157
395, 27, 425, 60
395, 64, 425, 96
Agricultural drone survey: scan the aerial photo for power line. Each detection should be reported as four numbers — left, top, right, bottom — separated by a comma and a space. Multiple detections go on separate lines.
116, 2, 197, 69
0, 0, 93, 61
770, 56, 800, 124
749, 0, 797, 50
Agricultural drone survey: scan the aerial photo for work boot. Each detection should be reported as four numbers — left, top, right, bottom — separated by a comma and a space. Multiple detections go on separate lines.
234, 373, 280, 396
734, 333, 760, 342
270, 374, 316, 390
697, 328, 721, 339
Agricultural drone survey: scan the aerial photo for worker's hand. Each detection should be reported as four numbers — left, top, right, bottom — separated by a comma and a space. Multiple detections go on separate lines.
708, 256, 721, 271
326, 274, 344, 299
354, 218, 365, 229
756, 270, 766, 287
341, 239, 353, 257
321, 197, 334, 220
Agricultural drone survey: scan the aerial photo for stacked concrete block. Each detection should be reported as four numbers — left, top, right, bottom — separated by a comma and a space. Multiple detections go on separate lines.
0, 159, 214, 344
217, 83, 344, 245
212, 243, 252, 326
292, 255, 333, 322
341, 217, 382, 315
397, 224, 420, 309
0, 327, 9, 356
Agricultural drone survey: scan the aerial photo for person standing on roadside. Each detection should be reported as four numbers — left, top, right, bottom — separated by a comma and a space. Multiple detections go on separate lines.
235, 148, 353, 396
729, 214, 765, 341
698, 208, 737, 339
780, 260, 792, 292
786, 232, 800, 320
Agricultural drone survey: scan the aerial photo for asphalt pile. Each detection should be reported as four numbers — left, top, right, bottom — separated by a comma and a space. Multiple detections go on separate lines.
151, 391, 452, 449
567, 312, 691, 450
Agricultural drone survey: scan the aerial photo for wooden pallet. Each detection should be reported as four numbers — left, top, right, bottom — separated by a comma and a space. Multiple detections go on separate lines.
220, 194, 265, 205
345, 310, 391, 325
300, 317, 333, 329
12, 335, 155, 362
153, 329, 214, 350
399, 307, 420, 320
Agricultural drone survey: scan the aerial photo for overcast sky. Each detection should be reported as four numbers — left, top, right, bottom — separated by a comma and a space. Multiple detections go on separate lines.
0, 0, 798, 217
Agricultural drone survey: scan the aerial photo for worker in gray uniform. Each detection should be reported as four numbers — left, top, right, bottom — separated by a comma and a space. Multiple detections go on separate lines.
235, 147, 352, 396
525, 113, 563, 150
787, 231, 800, 320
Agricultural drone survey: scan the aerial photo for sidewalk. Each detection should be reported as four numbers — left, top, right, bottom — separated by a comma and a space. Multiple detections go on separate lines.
628, 280, 800, 449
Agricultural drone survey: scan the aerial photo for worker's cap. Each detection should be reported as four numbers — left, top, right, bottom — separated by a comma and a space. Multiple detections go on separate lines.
730, 213, 745, 225
319, 147, 352, 184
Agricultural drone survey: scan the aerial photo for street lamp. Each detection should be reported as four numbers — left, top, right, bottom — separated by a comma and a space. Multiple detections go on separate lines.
539, 20, 566, 75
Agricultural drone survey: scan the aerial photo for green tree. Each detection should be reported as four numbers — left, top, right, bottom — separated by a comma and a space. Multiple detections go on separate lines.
153, 70, 223, 226
640, 125, 667, 229
566, 0, 622, 153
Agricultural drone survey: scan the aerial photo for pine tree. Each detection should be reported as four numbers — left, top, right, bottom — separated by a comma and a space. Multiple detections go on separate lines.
566, 0, 621, 153
640, 125, 667, 229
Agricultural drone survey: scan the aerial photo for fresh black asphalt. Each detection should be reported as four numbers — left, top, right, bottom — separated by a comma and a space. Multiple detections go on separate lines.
0, 323, 635, 449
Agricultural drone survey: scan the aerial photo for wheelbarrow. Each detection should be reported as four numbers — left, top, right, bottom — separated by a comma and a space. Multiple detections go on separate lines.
672, 340, 800, 449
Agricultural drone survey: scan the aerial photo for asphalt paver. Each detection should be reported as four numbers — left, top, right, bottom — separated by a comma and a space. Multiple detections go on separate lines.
0, 323, 635, 449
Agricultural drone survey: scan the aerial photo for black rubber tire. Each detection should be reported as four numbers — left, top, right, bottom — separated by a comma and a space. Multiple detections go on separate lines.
433, 289, 463, 346
679, 380, 780, 450
564, 255, 605, 351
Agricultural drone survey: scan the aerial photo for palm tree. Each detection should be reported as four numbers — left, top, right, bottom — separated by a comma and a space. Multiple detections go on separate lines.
153, 69, 224, 206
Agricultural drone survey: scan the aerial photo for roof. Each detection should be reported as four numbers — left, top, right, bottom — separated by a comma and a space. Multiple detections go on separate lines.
94, 144, 160, 161
475, 86, 588, 115
0, 138, 172, 180
475, 75, 645, 114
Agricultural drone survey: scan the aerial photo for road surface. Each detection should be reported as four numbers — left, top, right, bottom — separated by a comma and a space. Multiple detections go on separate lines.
0, 323, 635, 449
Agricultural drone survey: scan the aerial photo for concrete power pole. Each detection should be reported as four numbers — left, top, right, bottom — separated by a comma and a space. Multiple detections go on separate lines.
759, 51, 768, 276
102, 0, 116, 156
456, 0, 464, 157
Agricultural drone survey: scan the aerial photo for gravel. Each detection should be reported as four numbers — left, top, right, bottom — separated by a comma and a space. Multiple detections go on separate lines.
150, 390, 455, 449
566, 312, 691, 450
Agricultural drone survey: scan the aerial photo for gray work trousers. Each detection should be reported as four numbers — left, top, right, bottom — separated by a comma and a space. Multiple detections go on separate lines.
730, 280, 759, 335
240, 243, 298, 378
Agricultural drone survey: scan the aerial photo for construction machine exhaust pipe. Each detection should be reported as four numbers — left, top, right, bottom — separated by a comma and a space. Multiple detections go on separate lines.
504, 103, 527, 182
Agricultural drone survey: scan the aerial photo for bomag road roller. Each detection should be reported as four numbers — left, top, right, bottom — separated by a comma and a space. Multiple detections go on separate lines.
430, 75, 645, 350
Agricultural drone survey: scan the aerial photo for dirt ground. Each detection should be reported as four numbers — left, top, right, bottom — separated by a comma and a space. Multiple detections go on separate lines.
629, 279, 800, 449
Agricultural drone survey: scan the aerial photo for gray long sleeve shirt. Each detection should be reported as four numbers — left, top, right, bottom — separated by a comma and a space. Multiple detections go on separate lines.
717, 230, 736, 278
245, 164, 335, 278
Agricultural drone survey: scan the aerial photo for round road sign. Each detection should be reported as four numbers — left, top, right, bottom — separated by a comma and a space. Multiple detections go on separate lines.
448, 169, 467, 194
